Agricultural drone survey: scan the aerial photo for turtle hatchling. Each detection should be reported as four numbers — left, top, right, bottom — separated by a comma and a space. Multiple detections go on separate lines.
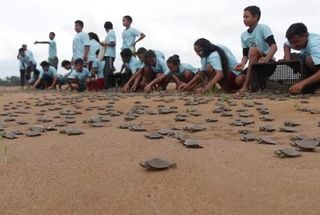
140, 158, 177, 171
25, 130, 42, 137
279, 126, 297, 133
144, 132, 164, 139
183, 139, 203, 148
240, 133, 257, 142
257, 137, 278, 145
295, 139, 318, 151
183, 124, 206, 133
274, 148, 301, 158
60, 128, 84, 136
260, 125, 276, 132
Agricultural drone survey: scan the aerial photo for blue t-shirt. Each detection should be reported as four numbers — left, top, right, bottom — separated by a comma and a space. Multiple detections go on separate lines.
69, 68, 90, 84
201, 45, 239, 74
92, 59, 105, 79
48, 40, 57, 59
88, 40, 101, 62
105, 30, 116, 58
287, 33, 320, 65
178, 63, 198, 74
39, 66, 58, 79
138, 50, 165, 69
125, 57, 140, 73
122, 27, 140, 50
151, 58, 170, 75
241, 23, 274, 55
73, 32, 90, 60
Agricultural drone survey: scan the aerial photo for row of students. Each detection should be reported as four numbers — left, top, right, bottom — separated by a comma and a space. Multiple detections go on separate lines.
20, 5, 320, 94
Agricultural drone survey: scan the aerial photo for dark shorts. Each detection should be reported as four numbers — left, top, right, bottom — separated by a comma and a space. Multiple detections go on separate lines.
104, 57, 115, 74
49, 57, 59, 69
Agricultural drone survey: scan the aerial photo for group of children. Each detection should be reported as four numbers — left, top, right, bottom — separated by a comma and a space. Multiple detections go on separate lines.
17, 6, 320, 94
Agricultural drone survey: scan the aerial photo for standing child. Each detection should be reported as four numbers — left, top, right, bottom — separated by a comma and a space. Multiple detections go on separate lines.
88, 32, 101, 71
183, 38, 244, 93
122, 15, 145, 52
34, 32, 58, 69
72, 20, 90, 64
284, 23, 320, 94
101, 21, 116, 89
236, 5, 277, 92
144, 55, 198, 92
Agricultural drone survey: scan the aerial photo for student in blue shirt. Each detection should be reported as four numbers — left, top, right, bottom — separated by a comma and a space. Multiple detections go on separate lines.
123, 50, 167, 92
184, 38, 244, 93
72, 20, 90, 64
32, 61, 58, 90
100, 21, 117, 89
58, 60, 73, 90
284, 23, 320, 94
88, 32, 101, 71
144, 55, 198, 92
34, 32, 58, 69
119, 48, 140, 85
122, 15, 145, 52
88, 50, 105, 91
67, 58, 90, 92
236, 6, 278, 92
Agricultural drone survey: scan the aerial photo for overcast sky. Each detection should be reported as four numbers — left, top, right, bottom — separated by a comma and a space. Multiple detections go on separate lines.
0, 0, 319, 78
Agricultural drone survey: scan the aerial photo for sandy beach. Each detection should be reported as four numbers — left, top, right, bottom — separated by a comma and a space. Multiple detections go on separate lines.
0, 88, 320, 215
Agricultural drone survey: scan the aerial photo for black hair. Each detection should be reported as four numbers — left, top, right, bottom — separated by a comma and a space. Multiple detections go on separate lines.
61, 60, 71, 67
144, 50, 156, 60
120, 48, 133, 59
286, 23, 308, 40
88, 32, 100, 43
244, 6, 261, 21
75, 20, 84, 28
104, 21, 113, 29
40, 61, 50, 67
167, 55, 180, 66
50, 32, 55, 36
137, 47, 147, 55
194, 38, 229, 75
123, 15, 133, 23
74, 58, 84, 65
19, 48, 24, 52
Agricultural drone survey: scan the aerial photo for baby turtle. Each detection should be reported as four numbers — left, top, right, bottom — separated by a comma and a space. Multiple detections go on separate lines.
118, 123, 132, 129
46, 126, 57, 131
259, 115, 274, 122
230, 120, 245, 127
129, 125, 147, 132
4, 132, 18, 139
295, 139, 318, 151
25, 130, 42, 137
183, 124, 206, 133
140, 158, 177, 171
238, 112, 253, 118
158, 107, 174, 114
257, 137, 278, 145
274, 148, 301, 158
144, 132, 164, 140
30, 125, 46, 133
11, 129, 24, 135
205, 118, 218, 123
124, 115, 137, 121
279, 126, 297, 133
158, 128, 173, 136
65, 119, 76, 124
89, 122, 104, 128
221, 112, 233, 117
16, 120, 29, 125
240, 133, 257, 142
189, 111, 202, 117
183, 139, 203, 148
284, 121, 301, 127
59, 128, 84, 136
174, 116, 186, 122
260, 125, 276, 132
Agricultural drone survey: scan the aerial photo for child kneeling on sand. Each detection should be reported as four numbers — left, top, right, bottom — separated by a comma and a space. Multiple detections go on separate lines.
61, 58, 90, 92
31, 61, 58, 90
284, 23, 320, 94
144, 55, 198, 92
182, 38, 244, 93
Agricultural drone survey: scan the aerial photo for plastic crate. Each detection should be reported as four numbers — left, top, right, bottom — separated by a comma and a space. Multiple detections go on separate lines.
251, 61, 302, 92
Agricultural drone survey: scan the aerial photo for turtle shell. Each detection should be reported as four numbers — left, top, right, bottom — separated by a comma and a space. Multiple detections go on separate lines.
240, 133, 257, 142
260, 125, 275, 132
259, 115, 274, 122
89, 122, 104, 128
175, 116, 186, 122
295, 139, 318, 151
158, 129, 173, 136
274, 148, 301, 158
144, 133, 164, 139
205, 118, 218, 123
140, 158, 176, 170
118, 124, 132, 129
129, 125, 146, 132
4, 132, 18, 139
25, 130, 42, 137
183, 139, 203, 148
258, 137, 278, 145
279, 126, 297, 133
183, 124, 206, 133
238, 112, 253, 118
284, 121, 301, 127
